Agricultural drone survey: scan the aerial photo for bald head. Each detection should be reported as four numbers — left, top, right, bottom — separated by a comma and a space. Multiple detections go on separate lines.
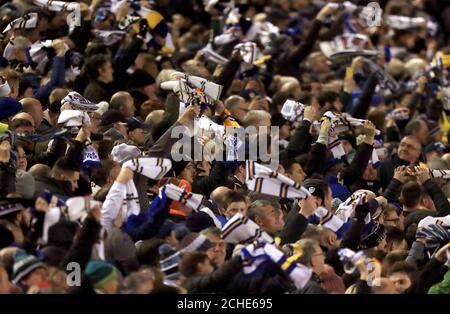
441, 153, 450, 167
20, 98, 43, 127
49, 88, 70, 105
210, 186, 232, 210
28, 163, 51, 178
12, 112, 35, 127
145, 109, 164, 126
110, 91, 135, 118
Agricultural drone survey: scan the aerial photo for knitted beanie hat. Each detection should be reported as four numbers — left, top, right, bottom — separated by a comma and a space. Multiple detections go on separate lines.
84, 260, 118, 290
12, 250, 45, 284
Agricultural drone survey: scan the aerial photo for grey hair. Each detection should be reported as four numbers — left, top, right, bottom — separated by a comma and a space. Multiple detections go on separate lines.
296, 238, 319, 266
247, 199, 274, 221
224, 95, 245, 110
242, 110, 271, 128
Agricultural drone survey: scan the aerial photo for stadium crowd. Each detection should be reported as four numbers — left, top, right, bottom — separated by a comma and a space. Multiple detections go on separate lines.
1, 0, 450, 294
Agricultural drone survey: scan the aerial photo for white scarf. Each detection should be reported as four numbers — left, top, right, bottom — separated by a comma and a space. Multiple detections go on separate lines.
100, 157, 172, 229
319, 191, 372, 235
387, 108, 410, 121
423, 168, 450, 180
33, 0, 79, 12
62, 92, 98, 111
233, 42, 266, 66
118, 15, 141, 31
241, 241, 312, 289
29, 39, 69, 73
221, 213, 275, 245
246, 160, 310, 199
0, 77, 11, 97
386, 15, 438, 36
3, 13, 38, 33
164, 183, 204, 212
199, 46, 228, 65
111, 0, 151, 18
93, 30, 126, 46
418, 214, 450, 230
281, 99, 305, 122
316, 111, 380, 164
43, 197, 102, 244
163, 71, 223, 101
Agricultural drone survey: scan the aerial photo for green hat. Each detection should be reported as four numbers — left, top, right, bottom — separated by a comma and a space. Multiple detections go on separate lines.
85, 260, 118, 290
12, 250, 45, 284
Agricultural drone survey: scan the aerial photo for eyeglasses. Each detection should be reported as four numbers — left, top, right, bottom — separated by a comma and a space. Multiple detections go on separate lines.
313, 252, 325, 257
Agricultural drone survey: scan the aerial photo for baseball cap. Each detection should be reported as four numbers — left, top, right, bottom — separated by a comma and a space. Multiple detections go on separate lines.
424, 142, 446, 154
100, 109, 126, 126
126, 117, 148, 132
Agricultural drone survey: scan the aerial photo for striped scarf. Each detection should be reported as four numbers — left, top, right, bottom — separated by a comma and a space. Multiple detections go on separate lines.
387, 108, 410, 121
3, 13, 38, 33
363, 58, 400, 93
62, 92, 98, 111
28, 39, 70, 73
165, 183, 204, 212
221, 213, 275, 245
426, 168, 450, 180
241, 241, 312, 289
246, 160, 310, 199
316, 191, 373, 239
281, 99, 305, 123
199, 46, 228, 65
101, 157, 172, 229
93, 30, 126, 46
317, 111, 381, 165
233, 42, 270, 76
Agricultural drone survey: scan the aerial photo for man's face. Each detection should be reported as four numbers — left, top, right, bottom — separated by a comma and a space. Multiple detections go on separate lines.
231, 101, 249, 122
256, 205, 281, 235
100, 62, 114, 83
389, 272, 411, 294
279, 123, 290, 139
62, 171, 80, 192
122, 97, 136, 118
310, 244, 326, 275
129, 128, 145, 145
205, 235, 226, 267
180, 162, 196, 183
17, 146, 27, 171
323, 187, 333, 211
225, 201, 247, 219
143, 84, 156, 99
311, 53, 330, 73
286, 163, 306, 185
397, 137, 421, 164
274, 209, 285, 232
383, 210, 403, 230
23, 267, 47, 288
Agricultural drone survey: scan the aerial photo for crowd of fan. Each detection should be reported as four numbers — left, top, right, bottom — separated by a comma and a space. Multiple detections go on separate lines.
1, 0, 450, 294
